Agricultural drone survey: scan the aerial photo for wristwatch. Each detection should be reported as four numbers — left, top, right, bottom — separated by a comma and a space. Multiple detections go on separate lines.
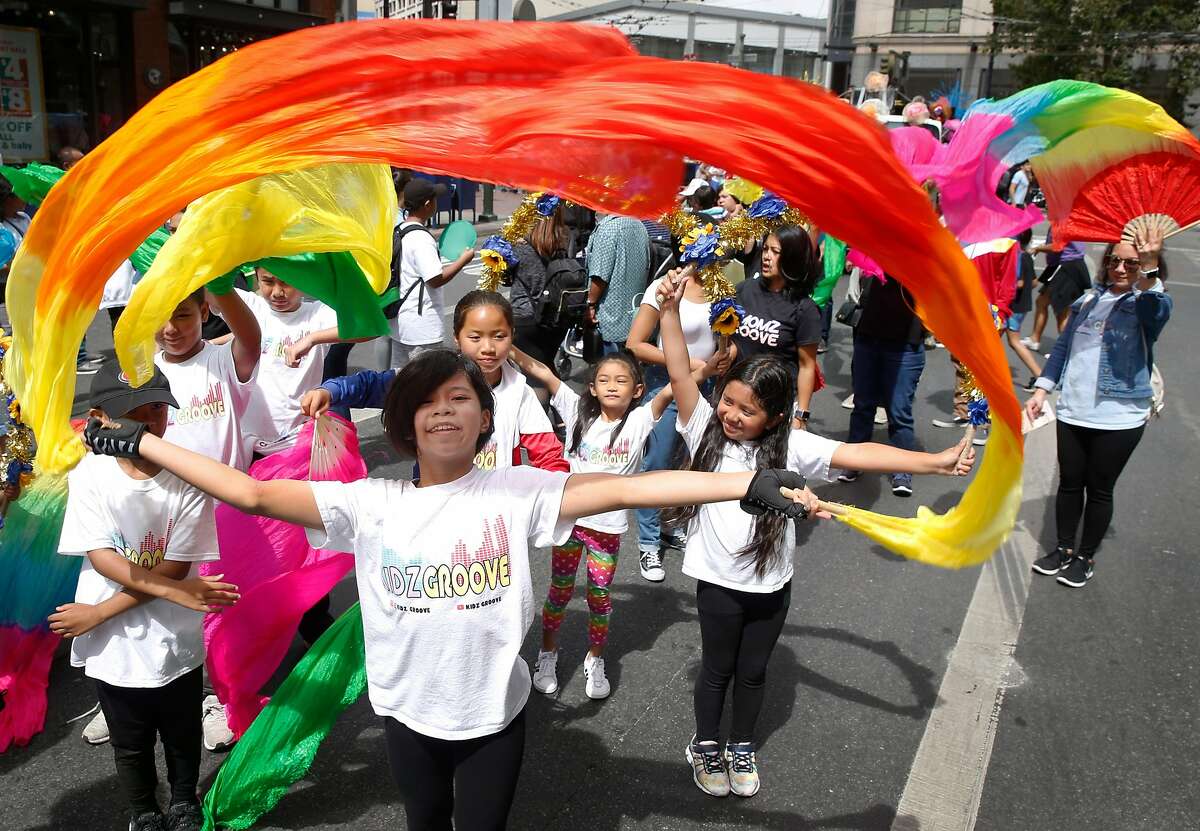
793, 408, 811, 422
1138, 266, 1159, 277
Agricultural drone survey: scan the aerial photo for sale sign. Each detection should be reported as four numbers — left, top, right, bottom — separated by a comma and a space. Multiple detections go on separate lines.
0, 26, 47, 162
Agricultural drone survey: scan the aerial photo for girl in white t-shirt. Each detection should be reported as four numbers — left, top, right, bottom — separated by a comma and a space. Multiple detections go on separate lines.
656, 270, 975, 800
85, 348, 810, 831
512, 347, 730, 701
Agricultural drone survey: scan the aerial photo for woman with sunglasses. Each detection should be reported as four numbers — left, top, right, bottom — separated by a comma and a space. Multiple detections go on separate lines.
1025, 229, 1171, 588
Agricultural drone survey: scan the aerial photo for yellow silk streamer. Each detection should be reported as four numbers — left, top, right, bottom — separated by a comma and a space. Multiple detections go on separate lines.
115, 163, 394, 385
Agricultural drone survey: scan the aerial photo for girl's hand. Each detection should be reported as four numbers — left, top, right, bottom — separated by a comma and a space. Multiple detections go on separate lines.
655, 268, 688, 312
1134, 226, 1163, 273
300, 388, 333, 419
1025, 389, 1047, 422
932, 436, 976, 476
48, 603, 105, 638
700, 346, 733, 379
172, 573, 240, 613
284, 335, 312, 368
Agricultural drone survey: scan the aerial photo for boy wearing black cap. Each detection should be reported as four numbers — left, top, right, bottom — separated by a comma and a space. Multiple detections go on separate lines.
382, 178, 475, 368
52, 362, 238, 831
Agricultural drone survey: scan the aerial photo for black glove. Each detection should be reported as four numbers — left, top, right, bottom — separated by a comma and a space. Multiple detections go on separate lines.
84, 416, 147, 459
741, 469, 810, 519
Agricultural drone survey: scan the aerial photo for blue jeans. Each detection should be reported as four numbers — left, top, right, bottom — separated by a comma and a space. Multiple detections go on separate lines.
847, 335, 925, 453
635, 364, 716, 552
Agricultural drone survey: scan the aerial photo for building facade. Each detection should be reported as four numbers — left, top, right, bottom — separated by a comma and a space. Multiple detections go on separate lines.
827, 0, 1017, 107
1, 0, 337, 162
545, 0, 826, 81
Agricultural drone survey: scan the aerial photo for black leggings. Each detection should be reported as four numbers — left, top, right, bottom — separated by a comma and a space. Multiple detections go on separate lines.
1055, 420, 1145, 558
96, 666, 203, 817
384, 709, 526, 831
694, 580, 791, 744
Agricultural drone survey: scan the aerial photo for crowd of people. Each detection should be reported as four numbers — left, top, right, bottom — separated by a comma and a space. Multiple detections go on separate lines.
26, 158, 1171, 831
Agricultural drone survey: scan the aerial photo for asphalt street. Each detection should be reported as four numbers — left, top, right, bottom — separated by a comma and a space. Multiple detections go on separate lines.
1, 229, 1196, 831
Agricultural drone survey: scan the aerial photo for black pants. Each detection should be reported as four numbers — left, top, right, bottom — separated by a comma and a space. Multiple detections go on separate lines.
95, 666, 203, 817
323, 340, 355, 382
694, 580, 791, 744
384, 709, 526, 831
1055, 420, 1145, 558
298, 593, 334, 646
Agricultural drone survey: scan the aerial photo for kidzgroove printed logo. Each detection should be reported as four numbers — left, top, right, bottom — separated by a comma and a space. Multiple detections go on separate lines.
173, 382, 226, 425
380, 516, 511, 601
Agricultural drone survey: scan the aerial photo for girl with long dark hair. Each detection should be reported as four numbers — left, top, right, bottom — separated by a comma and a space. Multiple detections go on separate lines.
656, 270, 974, 800
731, 225, 823, 431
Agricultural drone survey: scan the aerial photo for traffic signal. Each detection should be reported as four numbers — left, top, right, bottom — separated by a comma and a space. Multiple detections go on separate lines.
879, 53, 892, 75
442, 1, 458, 17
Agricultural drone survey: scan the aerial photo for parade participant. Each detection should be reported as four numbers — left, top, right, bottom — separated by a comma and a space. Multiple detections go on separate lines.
304, 291, 568, 473
512, 346, 728, 701
237, 267, 368, 456
731, 225, 822, 431
509, 201, 573, 386
1026, 230, 1170, 588
82, 348, 808, 831
1005, 228, 1043, 391
585, 211, 651, 356
52, 363, 238, 831
626, 267, 715, 582
656, 270, 974, 798
380, 178, 476, 370
1024, 230, 1093, 351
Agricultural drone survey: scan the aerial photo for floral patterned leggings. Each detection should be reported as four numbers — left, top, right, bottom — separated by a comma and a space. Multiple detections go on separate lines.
542, 525, 620, 647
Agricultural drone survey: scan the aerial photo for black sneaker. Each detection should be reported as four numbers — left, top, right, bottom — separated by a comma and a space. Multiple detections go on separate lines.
164, 801, 203, 831
1023, 376, 1038, 392
1056, 556, 1094, 588
890, 474, 913, 497
129, 812, 165, 831
836, 470, 861, 483
1032, 547, 1071, 576
660, 531, 687, 551
931, 416, 969, 428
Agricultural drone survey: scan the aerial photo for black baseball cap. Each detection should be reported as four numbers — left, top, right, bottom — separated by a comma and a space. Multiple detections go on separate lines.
403, 178, 447, 208
90, 361, 178, 417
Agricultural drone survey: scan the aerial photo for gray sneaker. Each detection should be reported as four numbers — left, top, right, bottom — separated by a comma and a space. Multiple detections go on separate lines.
686, 736, 730, 797
202, 695, 235, 752
724, 741, 761, 797
82, 707, 110, 745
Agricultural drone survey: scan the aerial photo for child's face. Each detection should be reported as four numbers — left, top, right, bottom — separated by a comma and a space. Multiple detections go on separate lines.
256, 269, 302, 313
156, 297, 208, 357
412, 372, 491, 463
456, 305, 512, 381
715, 380, 781, 443
91, 401, 170, 439
589, 360, 643, 415
717, 191, 740, 216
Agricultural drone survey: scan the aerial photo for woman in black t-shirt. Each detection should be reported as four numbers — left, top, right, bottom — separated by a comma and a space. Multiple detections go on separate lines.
731, 225, 822, 429
510, 204, 572, 381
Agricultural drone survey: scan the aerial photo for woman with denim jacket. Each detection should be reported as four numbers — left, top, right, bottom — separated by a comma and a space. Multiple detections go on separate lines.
1024, 229, 1171, 588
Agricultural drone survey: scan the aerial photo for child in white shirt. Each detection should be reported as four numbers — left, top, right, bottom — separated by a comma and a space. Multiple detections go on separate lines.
53, 363, 237, 831
513, 346, 730, 700
84, 347, 808, 831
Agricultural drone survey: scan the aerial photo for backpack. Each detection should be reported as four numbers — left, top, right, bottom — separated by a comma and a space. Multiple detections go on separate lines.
381, 223, 436, 319
539, 252, 590, 328
647, 239, 676, 286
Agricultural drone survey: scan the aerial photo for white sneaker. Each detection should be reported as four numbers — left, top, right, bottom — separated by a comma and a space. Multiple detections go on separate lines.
81, 707, 109, 745
1020, 337, 1039, 350
202, 695, 236, 752
532, 650, 559, 694
724, 741, 761, 797
874, 407, 887, 425
841, 393, 855, 409
583, 654, 611, 699
686, 736, 730, 797
639, 548, 665, 582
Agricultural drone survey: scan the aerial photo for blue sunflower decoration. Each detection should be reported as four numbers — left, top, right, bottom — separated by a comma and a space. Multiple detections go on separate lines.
534, 193, 560, 217
478, 235, 519, 292
709, 297, 746, 337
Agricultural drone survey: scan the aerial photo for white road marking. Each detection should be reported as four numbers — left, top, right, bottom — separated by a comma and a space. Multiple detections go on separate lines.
892, 424, 1058, 831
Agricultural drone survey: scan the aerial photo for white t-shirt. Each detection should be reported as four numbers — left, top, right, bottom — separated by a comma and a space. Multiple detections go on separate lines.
58, 454, 218, 688
391, 221, 445, 346
475, 361, 554, 471
155, 341, 257, 472
305, 466, 572, 740
238, 289, 339, 454
99, 260, 136, 310
677, 397, 841, 593
552, 383, 657, 534
643, 276, 716, 362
